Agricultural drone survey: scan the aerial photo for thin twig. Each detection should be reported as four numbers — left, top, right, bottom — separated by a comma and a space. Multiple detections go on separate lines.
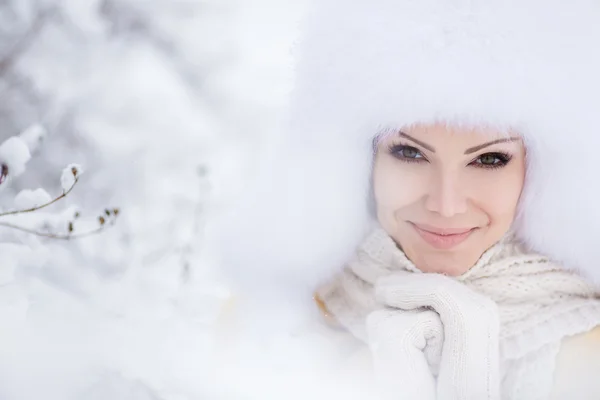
179, 165, 210, 281
0, 220, 115, 240
0, 177, 78, 217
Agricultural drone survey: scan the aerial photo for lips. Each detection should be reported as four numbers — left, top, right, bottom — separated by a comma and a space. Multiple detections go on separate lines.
410, 222, 477, 250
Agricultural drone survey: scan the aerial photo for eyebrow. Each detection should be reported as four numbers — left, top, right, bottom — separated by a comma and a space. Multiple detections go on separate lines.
398, 132, 436, 152
464, 138, 520, 154
398, 131, 520, 154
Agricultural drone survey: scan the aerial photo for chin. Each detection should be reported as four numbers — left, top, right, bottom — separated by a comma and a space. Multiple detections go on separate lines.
403, 232, 482, 275
416, 251, 473, 276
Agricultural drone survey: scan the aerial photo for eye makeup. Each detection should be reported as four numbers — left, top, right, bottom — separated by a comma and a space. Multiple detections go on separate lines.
386, 141, 514, 170
387, 143, 427, 163
468, 152, 513, 169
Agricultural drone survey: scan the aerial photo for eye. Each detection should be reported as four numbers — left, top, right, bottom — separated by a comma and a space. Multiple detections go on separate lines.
388, 144, 425, 162
471, 152, 512, 169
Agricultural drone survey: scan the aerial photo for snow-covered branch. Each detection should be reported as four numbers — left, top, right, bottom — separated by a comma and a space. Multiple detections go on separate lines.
0, 129, 119, 240
0, 165, 80, 217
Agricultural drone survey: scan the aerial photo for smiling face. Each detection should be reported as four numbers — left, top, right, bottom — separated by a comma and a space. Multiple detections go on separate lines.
373, 122, 526, 275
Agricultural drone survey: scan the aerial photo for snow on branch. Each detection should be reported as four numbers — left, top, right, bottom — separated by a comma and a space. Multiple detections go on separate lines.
0, 128, 120, 240
0, 164, 81, 217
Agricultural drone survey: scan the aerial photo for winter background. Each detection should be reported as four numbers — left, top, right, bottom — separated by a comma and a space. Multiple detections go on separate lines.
0, 1, 347, 399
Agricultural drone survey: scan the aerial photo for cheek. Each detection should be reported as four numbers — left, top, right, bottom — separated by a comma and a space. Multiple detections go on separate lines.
372, 157, 425, 214
469, 164, 525, 225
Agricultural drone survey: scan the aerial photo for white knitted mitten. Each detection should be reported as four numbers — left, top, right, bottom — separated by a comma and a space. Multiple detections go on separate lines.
376, 272, 501, 400
366, 308, 444, 400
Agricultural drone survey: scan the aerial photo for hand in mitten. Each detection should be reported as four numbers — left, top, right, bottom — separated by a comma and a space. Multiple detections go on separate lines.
366, 308, 443, 400
376, 273, 501, 400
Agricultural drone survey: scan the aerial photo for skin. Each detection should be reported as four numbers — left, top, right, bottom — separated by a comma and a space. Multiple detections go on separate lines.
372, 121, 526, 275
369, 121, 600, 394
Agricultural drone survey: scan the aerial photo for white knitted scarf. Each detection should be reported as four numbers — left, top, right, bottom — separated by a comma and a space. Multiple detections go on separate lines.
317, 228, 600, 399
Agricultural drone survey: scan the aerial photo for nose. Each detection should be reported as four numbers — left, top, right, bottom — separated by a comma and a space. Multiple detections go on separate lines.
424, 168, 468, 218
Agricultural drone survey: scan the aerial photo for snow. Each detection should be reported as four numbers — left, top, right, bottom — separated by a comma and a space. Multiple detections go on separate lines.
60, 163, 83, 192
0, 1, 331, 399
19, 124, 48, 154
0, 244, 24, 285
0, 136, 31, 179
14, 188, 52, 209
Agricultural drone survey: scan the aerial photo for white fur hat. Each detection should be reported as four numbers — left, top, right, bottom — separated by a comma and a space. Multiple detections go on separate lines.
212, 0, 600, 304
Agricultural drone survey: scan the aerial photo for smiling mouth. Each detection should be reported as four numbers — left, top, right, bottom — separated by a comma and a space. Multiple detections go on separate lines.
410, 222, 477, 249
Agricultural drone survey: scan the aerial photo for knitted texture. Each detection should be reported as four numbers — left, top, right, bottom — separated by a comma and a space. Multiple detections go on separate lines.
317, 228, 600, 399
367, 309, 443, 400
374, 272, 502, 399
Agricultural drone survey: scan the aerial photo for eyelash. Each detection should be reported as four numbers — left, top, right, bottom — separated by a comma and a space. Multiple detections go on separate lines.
386, 144, 513, 170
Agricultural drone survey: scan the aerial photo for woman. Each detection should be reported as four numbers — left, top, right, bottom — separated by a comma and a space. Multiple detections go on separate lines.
315, 122, 600, 399
211, 0, 600, 398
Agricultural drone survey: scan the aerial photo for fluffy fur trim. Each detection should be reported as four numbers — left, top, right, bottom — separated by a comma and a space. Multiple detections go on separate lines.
210, 0, 600, 304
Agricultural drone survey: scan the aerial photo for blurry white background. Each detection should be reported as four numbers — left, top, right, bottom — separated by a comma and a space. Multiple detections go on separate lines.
0, 1, 308, 399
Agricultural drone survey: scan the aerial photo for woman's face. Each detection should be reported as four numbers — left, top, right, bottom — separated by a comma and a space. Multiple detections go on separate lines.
373, 122, 526, 275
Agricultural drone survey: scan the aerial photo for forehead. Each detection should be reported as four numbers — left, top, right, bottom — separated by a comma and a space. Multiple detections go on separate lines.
378, 121, 520, 145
